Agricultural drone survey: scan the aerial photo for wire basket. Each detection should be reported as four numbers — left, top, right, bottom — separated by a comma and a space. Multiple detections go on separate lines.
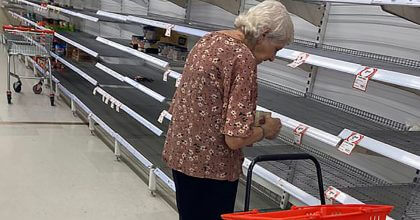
222, 204, 393, 220
2, 25, 54, 57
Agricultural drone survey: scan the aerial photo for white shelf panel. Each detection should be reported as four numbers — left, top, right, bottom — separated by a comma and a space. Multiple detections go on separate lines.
54, 33, 99, 58
96, 37, 170, 70
339, 129, 420, 170
50, 52, 98, 86
93, 87, 164, 136
95, 63, 166, 103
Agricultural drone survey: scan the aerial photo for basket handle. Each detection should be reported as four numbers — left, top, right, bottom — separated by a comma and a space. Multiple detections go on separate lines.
244, 153, 326, 211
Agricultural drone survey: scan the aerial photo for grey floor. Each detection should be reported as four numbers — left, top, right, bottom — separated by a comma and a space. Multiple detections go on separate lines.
0, 10, 178, 219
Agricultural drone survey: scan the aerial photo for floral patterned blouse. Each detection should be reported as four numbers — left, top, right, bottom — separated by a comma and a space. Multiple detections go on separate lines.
162, 32, 258, 181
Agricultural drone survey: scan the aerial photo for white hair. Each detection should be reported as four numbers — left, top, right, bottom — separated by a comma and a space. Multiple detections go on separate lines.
234, 0, 294, 44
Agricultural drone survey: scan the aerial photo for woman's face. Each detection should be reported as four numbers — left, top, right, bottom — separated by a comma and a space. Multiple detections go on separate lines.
252, 38, 286, 64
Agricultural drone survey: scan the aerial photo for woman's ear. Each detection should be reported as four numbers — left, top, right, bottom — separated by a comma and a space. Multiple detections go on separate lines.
257, 28, 271, 43
261, 28, 271, 38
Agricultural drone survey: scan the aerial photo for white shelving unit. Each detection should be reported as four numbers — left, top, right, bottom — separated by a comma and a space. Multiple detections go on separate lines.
5, 1, 420, 218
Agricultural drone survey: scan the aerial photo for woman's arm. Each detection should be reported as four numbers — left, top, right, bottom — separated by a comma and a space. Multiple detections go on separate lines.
225, 116, 282, 150
225, 126, 264, 150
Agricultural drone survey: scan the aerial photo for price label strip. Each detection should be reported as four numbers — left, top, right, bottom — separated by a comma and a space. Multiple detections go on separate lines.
175, 76, 181, 87
287, 53, 309, 68
163, 69, 171, 82
165, 24, 175, 37
338, 132, 364, 155
110, 98, 116, 109
293, 124, 309, 145
104, 94, 111, 104
158, 110, 169, 123
115, 102, 122, 112
353, 67, 378, 92
325, 186, 341, 200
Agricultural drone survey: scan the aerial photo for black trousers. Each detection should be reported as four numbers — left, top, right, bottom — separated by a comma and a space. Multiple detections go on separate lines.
172, 170, 239, 220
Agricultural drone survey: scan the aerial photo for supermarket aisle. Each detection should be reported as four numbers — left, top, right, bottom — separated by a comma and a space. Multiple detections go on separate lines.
0, 13, 177, 220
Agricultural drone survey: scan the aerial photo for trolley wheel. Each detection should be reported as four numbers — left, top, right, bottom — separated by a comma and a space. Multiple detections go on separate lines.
13, 81, 22, 93
50, 95, 55, 106
6, 92, 11, 104
33, 83, 42, 94
150, 190, 157, 197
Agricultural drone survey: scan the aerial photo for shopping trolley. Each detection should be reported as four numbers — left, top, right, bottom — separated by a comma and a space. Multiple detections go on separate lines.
2, 25, 55, 106
222, 153, 393, 220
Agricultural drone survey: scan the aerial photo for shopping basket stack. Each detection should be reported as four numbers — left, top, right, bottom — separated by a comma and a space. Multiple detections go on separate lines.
222, 153, 394, 220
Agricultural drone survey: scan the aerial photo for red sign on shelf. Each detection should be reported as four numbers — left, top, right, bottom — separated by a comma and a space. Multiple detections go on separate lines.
288, 53, 309, 68
293, 124, 309, 145
338, 132, 364, 155
353, 67, 378, 92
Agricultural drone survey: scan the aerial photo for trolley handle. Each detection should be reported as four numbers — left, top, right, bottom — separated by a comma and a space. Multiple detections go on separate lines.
244, 153, 326, 211
2, 25, 54, 34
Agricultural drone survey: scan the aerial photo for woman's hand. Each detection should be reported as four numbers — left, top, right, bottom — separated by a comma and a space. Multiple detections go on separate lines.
255, 111, 271, 126
261, 115, 281, 140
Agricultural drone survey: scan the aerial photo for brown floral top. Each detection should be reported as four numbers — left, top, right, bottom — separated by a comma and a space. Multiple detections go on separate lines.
162, 32, 258, 181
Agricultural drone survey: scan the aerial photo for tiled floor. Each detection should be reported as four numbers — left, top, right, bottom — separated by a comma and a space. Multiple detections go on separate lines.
0, 9, 178, 220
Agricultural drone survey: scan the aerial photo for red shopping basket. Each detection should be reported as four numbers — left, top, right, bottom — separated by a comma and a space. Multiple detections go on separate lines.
222, 204, 393, 220
225, 154, 394, 220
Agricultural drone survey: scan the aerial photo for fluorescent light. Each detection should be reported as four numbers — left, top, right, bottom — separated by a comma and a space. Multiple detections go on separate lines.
96, 37, 169, 69
96, 10, 127, 21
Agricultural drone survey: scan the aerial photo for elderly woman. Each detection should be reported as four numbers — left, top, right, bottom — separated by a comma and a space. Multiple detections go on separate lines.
162, 1, 294, 219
